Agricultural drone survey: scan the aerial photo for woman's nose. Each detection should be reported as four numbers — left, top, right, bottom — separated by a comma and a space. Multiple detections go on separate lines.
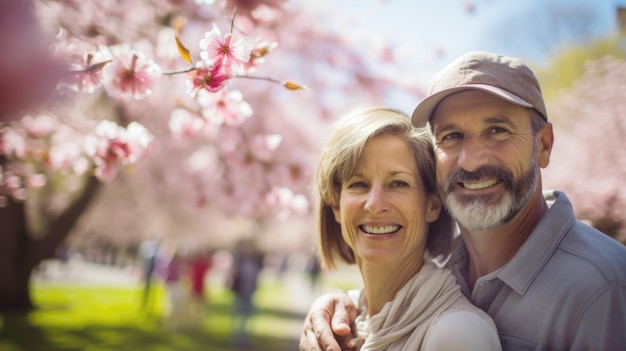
363, 185, 390, 214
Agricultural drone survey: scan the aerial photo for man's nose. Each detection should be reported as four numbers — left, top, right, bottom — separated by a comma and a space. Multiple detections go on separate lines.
363, 185, 391, 214
457, 136, 490, 172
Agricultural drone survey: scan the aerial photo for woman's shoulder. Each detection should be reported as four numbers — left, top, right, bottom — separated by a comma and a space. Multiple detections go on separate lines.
424, 297, 502, 351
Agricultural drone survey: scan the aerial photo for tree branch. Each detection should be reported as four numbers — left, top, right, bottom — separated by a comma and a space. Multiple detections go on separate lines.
27, 176, 101, 268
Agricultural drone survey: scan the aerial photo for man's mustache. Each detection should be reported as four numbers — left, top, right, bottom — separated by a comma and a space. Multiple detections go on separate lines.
441, 166, 514, 193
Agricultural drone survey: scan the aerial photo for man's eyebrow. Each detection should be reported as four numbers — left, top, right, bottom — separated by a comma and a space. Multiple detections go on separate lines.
433, 115, 516, 134
484, 115, 515, 125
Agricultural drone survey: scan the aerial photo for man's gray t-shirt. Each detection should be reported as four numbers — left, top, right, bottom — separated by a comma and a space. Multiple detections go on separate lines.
447, 191, 626, 350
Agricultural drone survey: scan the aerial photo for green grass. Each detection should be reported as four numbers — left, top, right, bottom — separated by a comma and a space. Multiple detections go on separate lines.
0, 281, 303, 351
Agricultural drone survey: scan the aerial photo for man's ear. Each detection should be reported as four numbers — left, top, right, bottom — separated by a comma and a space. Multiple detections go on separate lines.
426, 193, 442, 223
538, 122, 554, 169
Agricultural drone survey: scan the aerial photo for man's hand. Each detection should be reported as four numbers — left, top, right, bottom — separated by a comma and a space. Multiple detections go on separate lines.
299, 290, 359, 351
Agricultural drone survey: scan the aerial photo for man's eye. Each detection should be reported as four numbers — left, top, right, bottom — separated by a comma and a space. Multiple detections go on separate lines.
441, 132, 462, 141
489, 127, 508, 134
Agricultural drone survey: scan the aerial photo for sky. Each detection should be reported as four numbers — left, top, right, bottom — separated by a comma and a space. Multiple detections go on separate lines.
323, 0, 626, 111
332, 0, 624, 61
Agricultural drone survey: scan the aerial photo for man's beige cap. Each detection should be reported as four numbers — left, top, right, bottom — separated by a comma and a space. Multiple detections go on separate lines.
411, 51, 547, 127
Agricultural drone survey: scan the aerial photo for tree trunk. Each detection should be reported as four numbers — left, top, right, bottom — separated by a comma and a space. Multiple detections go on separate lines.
0, 176, 101, 311
0, 197, 33, 310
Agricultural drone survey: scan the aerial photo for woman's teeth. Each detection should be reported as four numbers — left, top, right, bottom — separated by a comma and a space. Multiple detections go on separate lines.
361, 225, 399, 234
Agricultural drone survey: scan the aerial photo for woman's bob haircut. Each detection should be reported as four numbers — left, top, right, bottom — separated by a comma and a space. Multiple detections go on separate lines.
315, 105, 454, 269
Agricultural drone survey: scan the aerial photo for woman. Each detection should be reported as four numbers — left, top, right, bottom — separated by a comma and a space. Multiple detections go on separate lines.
315, 105, 501, 350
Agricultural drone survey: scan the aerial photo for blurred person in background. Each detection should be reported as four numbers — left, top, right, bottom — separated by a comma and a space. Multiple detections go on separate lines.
188, 248, 213, 324
229, 239, 264, 347
306, 254, 322, 291
138, 239, 161, 312
159, 247, 189, 330
189, 248, 213, 303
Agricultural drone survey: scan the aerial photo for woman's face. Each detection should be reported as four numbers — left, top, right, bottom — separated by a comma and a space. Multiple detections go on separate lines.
333, 134, 441, 267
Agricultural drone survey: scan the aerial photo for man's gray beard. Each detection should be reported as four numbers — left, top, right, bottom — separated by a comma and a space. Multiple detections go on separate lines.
441, 150, 540, 232
445, 191, 517, 231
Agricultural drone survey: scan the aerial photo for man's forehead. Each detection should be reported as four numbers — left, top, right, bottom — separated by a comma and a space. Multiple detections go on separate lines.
429, 98, 530, 134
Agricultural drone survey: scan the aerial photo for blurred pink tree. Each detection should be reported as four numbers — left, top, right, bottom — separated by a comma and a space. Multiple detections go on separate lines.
544, 55, 626, 244
0, 0, 423, 310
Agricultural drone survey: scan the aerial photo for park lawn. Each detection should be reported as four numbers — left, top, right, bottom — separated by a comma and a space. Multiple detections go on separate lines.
0, 281, 302, 351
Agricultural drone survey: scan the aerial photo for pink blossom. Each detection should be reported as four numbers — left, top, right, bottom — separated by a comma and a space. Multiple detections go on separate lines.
125, 122, 153, 157
215, 126, 245, 153
85, 120, 152, 182
186, 60, 232, 97
102, 44, 162, 101
244, 38, 278, 73
265, 186, 309, 219
250, 134, 282, 161
63, 48, 110, 93
3, 174, 21, 189
0, 164, 30, 202
22, 114, 57, 139
169, 108, 206, 137
0, 127, 26, 159
47, 141, 84, 172
198, 89, 252, 127
266, 162, 307, 191
169, 108, 220, 138
25, 174, 46, 188
199, 24, 253, 73
46, 124, 88, 173
221, 0, 287, 20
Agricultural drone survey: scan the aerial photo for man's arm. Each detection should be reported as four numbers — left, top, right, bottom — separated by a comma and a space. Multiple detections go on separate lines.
299, 290, 359, 351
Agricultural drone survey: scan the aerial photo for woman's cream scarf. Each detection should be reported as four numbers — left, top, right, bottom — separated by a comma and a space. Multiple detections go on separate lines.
352, 260, 463, 351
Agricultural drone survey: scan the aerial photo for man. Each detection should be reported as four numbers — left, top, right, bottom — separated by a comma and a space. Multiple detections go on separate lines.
300, 51, 626, 350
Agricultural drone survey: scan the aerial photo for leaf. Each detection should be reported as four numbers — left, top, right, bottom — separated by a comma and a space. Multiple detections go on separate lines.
283, 80, 306, 90
175, 36, 192, 64
83, 60, 113, 74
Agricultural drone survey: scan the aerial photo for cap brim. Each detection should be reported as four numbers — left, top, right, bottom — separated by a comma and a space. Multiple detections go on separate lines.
411, 84, 534, 128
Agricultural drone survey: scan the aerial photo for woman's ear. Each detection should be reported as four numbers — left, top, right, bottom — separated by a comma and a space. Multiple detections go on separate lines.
332, 204, 341, 223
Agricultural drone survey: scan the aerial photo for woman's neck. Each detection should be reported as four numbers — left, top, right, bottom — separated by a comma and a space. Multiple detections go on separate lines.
358, 254, 424, 316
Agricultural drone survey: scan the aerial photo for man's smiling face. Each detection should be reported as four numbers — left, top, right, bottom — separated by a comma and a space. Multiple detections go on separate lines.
430, 90, 541, 231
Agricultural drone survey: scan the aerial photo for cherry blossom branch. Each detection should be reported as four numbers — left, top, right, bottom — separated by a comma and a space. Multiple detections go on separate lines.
234, 75, 281, 84
230, 7, 238, 34
235, 75, 306, 90
161, 67, 196, 75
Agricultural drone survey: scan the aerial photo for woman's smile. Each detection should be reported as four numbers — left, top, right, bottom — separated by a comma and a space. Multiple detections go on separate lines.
360, 224, 401, 235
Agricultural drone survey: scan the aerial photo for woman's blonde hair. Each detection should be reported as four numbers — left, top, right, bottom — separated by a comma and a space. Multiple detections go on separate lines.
315, 105, 453, 269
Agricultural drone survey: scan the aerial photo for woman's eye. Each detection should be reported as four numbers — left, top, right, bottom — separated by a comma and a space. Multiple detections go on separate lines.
391, 180, 409, 188
347, 181, 366, 189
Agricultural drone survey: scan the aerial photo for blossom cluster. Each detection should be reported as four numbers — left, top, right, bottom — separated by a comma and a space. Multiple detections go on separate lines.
85, 121, 153, 182
0, 116, 152, 206
58, 20, 272, 103
1, 2, 309, 218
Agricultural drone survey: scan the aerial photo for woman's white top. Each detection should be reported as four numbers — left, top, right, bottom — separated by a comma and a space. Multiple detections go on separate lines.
349, 260, 501, 351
